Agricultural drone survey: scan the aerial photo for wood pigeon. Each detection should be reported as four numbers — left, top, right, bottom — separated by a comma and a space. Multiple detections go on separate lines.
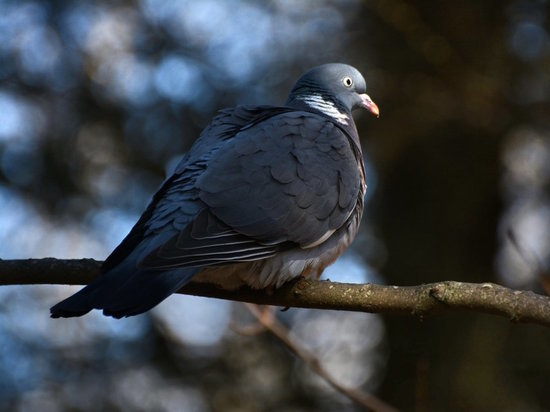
50, 63, 379, 318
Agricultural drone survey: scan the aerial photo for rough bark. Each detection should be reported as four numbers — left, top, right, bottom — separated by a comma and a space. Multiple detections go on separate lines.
1, 258, 549, 327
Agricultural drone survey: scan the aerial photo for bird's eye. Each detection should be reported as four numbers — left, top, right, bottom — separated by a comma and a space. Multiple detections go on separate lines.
343, 76, 353, 88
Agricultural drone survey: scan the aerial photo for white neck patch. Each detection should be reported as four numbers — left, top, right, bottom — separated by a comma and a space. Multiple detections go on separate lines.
297, 94, 349, 125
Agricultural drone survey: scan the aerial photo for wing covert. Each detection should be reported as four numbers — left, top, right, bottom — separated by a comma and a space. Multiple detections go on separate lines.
137, 110, 363, 270
197, 111, 362, 248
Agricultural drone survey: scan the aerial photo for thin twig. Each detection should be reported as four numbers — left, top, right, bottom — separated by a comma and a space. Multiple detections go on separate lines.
229, 319, 268, 336
243, 303, 399, 412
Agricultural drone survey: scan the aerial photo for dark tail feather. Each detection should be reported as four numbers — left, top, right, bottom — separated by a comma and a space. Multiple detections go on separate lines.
50, 290, 94, 318
50, 267, 198, 319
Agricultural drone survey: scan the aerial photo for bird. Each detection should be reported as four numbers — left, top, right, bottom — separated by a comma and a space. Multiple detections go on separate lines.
50, 63, 379, 319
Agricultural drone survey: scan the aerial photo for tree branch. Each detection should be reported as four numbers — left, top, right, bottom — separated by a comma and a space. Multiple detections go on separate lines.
242, 303, 399, 412
1, 258, 550, 327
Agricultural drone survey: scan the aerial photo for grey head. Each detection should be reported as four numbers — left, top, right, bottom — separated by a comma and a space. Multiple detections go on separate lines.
286, 63, 379, 125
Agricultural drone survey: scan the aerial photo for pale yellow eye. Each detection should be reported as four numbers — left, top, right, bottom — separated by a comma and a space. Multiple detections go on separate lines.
343, 76, 353, 88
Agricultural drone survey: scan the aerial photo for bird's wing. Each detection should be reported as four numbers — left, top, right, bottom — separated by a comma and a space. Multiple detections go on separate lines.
139, 110, 363, 270
102, 105, 293, 273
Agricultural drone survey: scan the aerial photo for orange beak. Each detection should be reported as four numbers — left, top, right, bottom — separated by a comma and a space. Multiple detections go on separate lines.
359, 93, 380, 117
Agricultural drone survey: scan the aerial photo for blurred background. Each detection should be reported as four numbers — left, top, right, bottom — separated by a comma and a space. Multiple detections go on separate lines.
0, 0, 549, 410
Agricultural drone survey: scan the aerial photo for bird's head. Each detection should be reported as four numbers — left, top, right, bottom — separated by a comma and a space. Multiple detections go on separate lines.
286, 63, 379, 124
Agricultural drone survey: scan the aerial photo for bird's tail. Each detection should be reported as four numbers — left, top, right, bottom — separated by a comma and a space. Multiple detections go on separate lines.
50, 266, 198, 319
